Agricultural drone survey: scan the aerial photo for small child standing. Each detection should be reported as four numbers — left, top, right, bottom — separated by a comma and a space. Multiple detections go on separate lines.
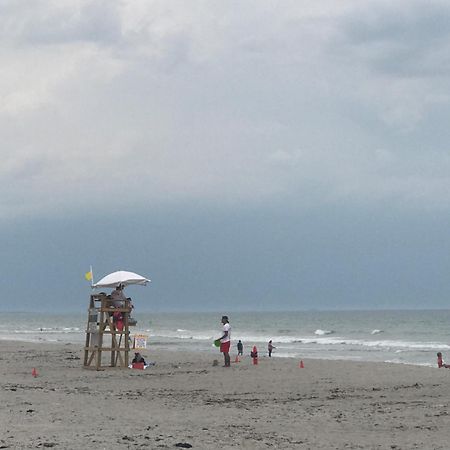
437, 352, 450, 368
237, 340, 243, 356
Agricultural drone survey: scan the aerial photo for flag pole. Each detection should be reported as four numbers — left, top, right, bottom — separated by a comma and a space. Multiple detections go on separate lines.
90, 265, 94, 288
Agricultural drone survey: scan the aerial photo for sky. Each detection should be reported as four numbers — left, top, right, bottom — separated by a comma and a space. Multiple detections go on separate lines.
1, 0, 450, 312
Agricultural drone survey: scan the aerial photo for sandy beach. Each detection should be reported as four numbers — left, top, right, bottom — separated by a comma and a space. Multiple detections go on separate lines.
1, 340, 450, 449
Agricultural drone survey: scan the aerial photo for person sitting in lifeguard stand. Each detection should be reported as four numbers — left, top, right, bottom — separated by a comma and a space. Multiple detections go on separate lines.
110, 284, 126, 307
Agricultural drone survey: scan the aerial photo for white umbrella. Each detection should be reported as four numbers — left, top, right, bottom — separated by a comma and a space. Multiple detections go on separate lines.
93, 270, 151, 288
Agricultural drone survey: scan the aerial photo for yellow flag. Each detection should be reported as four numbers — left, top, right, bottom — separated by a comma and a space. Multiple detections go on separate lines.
85, 270, 92, 281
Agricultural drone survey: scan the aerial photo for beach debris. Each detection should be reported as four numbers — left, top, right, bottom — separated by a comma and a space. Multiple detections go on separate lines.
175, 443, 192, 448
212, 359, 218, 366
299, 360, 305, 369
32, 368, 38, 378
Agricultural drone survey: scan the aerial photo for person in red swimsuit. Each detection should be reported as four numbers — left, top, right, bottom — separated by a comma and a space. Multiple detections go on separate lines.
437, 352, 450, 368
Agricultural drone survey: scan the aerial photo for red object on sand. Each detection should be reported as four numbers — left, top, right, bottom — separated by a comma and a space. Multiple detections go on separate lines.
32, 368, 38, 377
299, 360, 304, 368
252, 346, 258, 365
132, 362, 144, 370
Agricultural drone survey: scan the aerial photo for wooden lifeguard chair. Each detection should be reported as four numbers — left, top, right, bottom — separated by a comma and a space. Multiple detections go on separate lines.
83, 293, 133, 370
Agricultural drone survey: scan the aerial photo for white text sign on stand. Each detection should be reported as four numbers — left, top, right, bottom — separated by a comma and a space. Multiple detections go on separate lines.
133, 334, 148, 349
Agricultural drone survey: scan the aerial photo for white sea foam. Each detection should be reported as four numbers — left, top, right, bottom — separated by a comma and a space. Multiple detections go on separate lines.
384, 359, 435, 368
371, 329, 383, 335
4, 328, 80, 335
144, 330, 450, 353
315, 329, 333, 336
298, 337, 450, 351
149, 331, 216, 341
29, 327, 81, 333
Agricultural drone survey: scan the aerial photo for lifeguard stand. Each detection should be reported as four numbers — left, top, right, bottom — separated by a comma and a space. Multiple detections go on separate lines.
83, 293, 133, 370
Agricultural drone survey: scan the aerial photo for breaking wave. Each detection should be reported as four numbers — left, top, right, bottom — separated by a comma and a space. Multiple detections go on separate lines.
315, 329, 333, 336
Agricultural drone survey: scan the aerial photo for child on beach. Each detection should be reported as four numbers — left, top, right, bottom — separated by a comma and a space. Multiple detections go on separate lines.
132, 352, 146, 364
437, 352, 450, 368
268, 340, 276, 357
237, 340, 243, 356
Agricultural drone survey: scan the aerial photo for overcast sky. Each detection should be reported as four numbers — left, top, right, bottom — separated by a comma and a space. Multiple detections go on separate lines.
2, 0, 450, 312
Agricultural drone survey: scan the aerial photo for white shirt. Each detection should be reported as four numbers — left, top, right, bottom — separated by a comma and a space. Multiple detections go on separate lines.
221, 323, 231, 343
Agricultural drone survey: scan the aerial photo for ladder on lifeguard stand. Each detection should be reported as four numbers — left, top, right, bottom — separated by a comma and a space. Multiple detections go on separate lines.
83, 293, 132, 370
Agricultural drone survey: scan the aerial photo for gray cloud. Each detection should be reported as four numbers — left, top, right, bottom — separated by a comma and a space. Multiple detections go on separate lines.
1, 0, 450, 220
338, 2, 450, 77
3, 1, 450, 311
0, 0, 122, 46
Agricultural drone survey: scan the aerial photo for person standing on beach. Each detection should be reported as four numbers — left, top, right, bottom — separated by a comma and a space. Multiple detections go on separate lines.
268, 340, 276, 357
218, 316, 231, 367
437, 352, 450, 368
237, 340, 243, 356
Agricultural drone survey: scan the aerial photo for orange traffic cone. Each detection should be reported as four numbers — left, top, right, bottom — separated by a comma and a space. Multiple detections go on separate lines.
32, 368, 38, 378
234, 355, 240, 363
299, 360, 304, 369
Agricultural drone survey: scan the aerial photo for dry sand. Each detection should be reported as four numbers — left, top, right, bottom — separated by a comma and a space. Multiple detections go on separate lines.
1, 340, 450, 449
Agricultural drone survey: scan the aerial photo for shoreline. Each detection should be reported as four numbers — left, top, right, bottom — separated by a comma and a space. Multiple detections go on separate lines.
0, 336, 438, 368
2, 339, 450, 449
2, 309, 448, 368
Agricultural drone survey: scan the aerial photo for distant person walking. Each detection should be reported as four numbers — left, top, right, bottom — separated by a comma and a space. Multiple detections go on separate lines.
237, 340, 243, 356
217, 316, 231, 367
268, 340, 276, 357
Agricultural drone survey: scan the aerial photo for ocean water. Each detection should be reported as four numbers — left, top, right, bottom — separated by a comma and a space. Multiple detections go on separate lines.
1, 310, 449, 367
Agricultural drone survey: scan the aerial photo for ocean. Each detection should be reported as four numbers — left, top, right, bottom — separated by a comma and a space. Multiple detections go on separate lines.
1, 310, 449, 367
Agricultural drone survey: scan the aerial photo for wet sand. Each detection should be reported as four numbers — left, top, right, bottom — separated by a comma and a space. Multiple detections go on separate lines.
1, 340, 449, 449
